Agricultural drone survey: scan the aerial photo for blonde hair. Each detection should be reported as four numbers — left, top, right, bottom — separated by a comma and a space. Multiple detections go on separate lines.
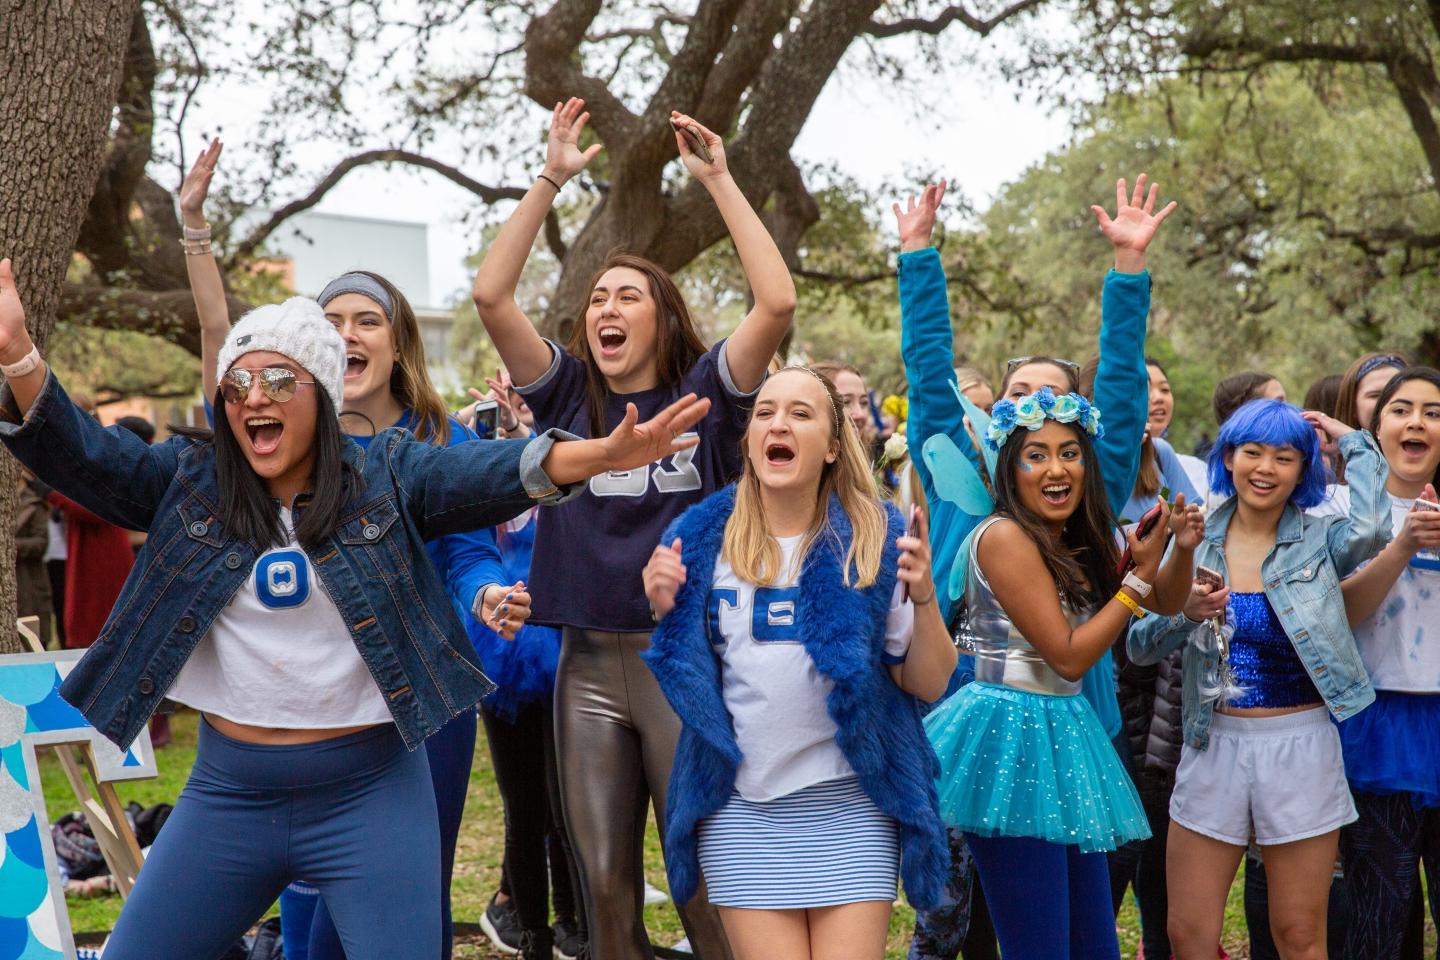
722, 367, 888, 589
953, 365, 990, 394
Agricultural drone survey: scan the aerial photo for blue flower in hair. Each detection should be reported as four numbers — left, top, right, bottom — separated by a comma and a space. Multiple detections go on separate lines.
1035, 386, 1057, 412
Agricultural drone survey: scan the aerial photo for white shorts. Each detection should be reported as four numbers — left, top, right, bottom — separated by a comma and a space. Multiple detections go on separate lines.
1169, 707, 1357, 847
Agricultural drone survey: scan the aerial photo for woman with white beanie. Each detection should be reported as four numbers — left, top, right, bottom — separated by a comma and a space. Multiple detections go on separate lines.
0, 257, 708, 960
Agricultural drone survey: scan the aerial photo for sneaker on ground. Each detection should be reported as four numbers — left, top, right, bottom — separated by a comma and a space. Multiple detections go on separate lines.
643, 880, 670, 905
552, 918, 585, 960
479, 893, 523, 955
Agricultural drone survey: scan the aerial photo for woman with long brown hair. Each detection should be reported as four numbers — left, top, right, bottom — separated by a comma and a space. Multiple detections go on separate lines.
471, 97, 795, 958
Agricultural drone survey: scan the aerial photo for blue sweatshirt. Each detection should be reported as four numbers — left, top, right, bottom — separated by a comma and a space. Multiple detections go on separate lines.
897, 247, 1152, 736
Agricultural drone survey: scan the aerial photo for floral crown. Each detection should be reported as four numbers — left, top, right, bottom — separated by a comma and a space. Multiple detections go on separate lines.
984, 386, 1104, 451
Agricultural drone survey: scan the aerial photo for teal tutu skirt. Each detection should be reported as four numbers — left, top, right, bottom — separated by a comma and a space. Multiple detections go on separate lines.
924, 682, 1150, 853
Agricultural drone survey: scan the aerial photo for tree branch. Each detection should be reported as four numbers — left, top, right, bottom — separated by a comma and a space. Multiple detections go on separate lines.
865, 0, 1045, 38
57, 282, 251, 357
230, 149, 536, 264
523, 0, 640, 145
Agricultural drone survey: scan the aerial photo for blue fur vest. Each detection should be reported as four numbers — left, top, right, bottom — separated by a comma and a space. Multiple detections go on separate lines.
643, 484, 949, 910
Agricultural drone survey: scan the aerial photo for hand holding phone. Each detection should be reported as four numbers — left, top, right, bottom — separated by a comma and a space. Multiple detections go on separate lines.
472, 398, 499, 436
670, 117, 715, 164
902, 505, 921, 602
1116, 499, 1169, 575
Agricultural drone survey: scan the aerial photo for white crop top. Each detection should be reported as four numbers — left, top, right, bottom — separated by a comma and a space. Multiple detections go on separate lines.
710, 534, 913, 801
167, 509, 393, 728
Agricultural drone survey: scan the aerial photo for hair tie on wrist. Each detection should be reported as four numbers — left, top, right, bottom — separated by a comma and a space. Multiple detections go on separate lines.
537, 174, 562, 192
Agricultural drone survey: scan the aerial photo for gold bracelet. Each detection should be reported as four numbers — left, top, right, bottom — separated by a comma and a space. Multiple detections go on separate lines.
180, 238, 213, 256
1115, 588, 1147, 619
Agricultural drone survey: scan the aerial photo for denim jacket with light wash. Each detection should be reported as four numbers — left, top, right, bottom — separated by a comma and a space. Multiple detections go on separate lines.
1127, 431, 1390, 750
899, 246, 1152, 731
0, 372, 577, 751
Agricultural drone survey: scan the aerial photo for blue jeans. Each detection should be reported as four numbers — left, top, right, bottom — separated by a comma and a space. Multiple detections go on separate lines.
965, 833, 1119, 960
282, 709, 477, 960
104, 719, 439, 960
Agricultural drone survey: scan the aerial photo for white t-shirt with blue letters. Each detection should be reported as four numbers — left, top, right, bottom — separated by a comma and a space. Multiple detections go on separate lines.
168, 509, 392, 728
711, 534, 913, 801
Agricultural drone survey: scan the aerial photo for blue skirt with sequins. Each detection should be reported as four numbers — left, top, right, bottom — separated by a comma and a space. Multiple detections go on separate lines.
924, 682, 1150, 853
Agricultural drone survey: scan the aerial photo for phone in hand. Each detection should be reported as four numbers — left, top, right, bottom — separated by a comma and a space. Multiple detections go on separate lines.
1194, 565, 1225, 592
1415, 497, 1440, 513
1116, 500, 1167, 576
670, 118, 715, 164
903, 505, 921, 602
472, 398, 499, 437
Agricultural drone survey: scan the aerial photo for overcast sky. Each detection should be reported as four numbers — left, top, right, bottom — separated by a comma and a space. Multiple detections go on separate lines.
183, 9, 1074, 309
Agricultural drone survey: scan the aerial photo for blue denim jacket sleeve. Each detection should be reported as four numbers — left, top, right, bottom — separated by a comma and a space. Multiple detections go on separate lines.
1094, 269, 1151, 519
1326, 430, 1392, 576
1127, 611, 1195, 666
0, 371, 182, 530
384, 427, 582, 542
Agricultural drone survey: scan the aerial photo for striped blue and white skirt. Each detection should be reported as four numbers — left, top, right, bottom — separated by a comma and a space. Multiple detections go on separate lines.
696, 776, 900, 909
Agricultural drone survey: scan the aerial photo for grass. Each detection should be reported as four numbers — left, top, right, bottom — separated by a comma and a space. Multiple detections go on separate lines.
39, 710, 1437, 958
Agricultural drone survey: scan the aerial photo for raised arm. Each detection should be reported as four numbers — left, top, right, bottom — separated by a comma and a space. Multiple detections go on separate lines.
981, 514, 1168, 682
1340, 484, 1440, 626
472, 98, 601, 386
1310, 414, 1393, 575
180, 139, 231, 400
1089, 175, 1177, 518
669, 112, 796, 393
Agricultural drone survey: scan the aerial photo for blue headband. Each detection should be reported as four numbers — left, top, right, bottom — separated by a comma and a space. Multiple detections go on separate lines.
317, 272, 394, 318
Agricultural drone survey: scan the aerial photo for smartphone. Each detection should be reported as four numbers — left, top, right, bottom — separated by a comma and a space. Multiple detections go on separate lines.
903, 505, 921, 602
670, 118, 715, 164
1194, 565, 1225, 592
472, 398, 499, 437
1116, 500, 1167, 575
1415, 497, 1440, 513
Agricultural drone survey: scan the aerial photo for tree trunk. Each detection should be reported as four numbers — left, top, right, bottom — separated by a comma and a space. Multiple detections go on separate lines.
0, 0, 143, 653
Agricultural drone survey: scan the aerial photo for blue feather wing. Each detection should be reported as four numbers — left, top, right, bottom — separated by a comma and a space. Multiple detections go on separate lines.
951, 382, 998, 484
921, 433, 995, 602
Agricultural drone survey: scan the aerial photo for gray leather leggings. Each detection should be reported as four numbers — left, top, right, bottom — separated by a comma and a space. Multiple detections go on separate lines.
555, 628, 732, 960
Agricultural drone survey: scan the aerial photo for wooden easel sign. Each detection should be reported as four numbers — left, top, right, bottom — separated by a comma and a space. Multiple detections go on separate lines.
0, 649, 156, 960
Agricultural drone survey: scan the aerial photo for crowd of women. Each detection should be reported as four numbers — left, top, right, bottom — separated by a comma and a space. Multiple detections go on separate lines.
0, 93, 1435, 960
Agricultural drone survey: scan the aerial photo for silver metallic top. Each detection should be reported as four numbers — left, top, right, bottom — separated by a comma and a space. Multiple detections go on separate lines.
955, 517, 1085, 696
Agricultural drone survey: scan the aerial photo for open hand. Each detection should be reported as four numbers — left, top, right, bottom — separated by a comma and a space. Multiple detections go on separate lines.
643, 539, 687, 621
1090, 174, 1177, 270
179, 138, 222, 226
0, 259, 33, 364
480, 581, 531, 641
600, 393, 712, 472
670, 111, 727, 181
893, 181, 947, 253
544, 98, 602, 185
1168, 493, 1206, 550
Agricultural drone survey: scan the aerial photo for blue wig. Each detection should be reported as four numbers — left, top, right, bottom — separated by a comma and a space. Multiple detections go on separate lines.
1208, 398, 1328, 509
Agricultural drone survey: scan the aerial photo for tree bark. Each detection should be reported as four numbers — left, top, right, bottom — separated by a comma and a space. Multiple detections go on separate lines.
0, 0, 143, 652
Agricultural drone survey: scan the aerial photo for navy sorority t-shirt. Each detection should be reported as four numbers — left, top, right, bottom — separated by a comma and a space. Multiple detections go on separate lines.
518, 338, 756, 631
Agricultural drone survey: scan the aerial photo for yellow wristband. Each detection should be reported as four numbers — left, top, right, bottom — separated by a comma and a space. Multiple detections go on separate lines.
1115, 588, 1147, 619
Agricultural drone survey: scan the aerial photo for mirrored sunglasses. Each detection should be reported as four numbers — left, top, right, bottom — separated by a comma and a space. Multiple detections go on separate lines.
220, 367, 316, 404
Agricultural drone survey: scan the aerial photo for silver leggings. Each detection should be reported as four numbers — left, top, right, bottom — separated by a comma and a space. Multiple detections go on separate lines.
554, 628, 732, 960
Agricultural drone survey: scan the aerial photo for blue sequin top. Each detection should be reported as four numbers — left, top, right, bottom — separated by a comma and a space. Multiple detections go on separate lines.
1225, 592, 1322, 709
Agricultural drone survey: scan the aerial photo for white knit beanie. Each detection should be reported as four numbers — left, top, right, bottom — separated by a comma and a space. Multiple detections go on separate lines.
216, 297, 346, 410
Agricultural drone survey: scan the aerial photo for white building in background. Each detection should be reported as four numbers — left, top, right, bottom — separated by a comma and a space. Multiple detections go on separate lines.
264, 211, 463, 393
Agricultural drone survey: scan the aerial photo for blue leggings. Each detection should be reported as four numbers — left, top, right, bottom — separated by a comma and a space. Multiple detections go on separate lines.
104, 719, 439, 960
281, 709, 477, 960
964, 833, 1119, 960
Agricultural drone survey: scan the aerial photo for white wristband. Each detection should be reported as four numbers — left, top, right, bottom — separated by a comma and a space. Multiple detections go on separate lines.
1, 344, 41, 379
1122, 570, 1153, 599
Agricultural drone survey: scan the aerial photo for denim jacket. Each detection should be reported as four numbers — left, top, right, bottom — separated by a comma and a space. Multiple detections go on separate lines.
0, 373, 577, 751
1127, 431, 1391, 749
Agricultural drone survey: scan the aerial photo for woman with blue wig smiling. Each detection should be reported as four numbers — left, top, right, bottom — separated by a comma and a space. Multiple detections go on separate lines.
1128, 399, 1391, 960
